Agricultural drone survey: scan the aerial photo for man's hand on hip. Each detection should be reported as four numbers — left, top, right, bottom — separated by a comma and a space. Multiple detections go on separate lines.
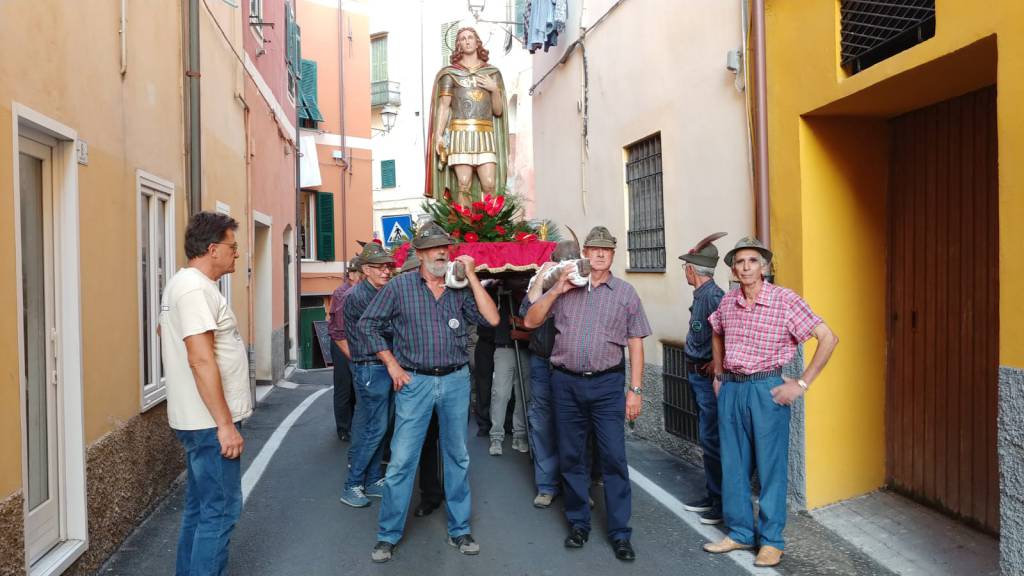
218, 424, 244, 459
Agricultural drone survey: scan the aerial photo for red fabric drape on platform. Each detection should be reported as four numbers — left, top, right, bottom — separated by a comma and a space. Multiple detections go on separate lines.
393, 241, 556, 274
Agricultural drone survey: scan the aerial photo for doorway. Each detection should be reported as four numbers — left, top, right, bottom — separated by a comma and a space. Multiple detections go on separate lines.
253, 215, 272, 382
886, 86, 999, 533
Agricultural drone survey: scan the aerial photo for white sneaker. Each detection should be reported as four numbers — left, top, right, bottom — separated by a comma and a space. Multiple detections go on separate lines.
489, 439, 503, 456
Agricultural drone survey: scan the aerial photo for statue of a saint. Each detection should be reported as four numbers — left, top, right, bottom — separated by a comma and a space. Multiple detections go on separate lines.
425, 27, 509, 205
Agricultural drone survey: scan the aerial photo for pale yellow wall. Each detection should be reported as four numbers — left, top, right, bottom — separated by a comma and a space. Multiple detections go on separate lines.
531, 0, 754, 362
767, 0, 1024, 507
200, 1, 251, 341
0, 0, 188, 497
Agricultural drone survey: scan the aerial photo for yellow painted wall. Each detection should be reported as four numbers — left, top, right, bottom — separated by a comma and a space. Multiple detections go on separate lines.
798, 117, 889, 507
0, 0, 188, 497
200, 1, 251, 341
767, 0, 1024, 507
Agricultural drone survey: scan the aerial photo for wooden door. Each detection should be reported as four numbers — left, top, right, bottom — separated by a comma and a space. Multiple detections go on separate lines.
886, 85, 999, 533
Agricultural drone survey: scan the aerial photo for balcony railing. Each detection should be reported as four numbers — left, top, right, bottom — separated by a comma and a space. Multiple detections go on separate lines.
371, 80, 401, 108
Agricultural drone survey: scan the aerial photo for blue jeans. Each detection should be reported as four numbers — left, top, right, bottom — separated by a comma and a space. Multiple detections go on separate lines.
345, 363, 392, 490
174, 426, 243, 576
688, 370, 722, 501
552, 369, 632, 540
718, 376, 790, 550
377, 367, 472, 544
527, 356, 559, 495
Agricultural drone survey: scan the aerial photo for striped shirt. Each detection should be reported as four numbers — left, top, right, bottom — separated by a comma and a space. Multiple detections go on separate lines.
357, 270, 488, 369
548, 275, 652, 373
684, 280, 725, 362
342, 280, 391, 362
327, 281, 353, 341
708, 282, 822, 375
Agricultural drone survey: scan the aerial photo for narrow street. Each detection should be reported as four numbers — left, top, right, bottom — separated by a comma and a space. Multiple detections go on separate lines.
99, 371, 892, 576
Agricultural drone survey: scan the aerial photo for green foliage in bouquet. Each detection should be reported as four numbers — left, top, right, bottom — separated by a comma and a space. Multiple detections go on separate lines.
421, 192, 540, 243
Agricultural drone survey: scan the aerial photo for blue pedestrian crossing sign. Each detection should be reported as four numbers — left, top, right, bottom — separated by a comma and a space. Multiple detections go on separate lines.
381, 214, 413, 248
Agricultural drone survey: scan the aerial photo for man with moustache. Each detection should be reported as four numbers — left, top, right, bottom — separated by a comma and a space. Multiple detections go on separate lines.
359, 222, 499, 563
524, 226, 651, 562
702, 237, 838, 567
338, 242, 396, 508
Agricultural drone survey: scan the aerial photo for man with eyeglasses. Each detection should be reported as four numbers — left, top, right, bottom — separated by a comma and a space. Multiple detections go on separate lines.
159, 211, 249, 575
338, 243, 397, 507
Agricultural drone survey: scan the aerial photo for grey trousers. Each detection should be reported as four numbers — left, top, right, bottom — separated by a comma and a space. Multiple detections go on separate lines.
490, 347, 531, 440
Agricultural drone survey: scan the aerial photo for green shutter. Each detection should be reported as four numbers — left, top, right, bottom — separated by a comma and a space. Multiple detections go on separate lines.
371, 36, 388, 83
381, 160, 396, 188
316, 191, 335, 262
441, 21, 458, 63
299, 59, 324, 123
515, 0, 526, 39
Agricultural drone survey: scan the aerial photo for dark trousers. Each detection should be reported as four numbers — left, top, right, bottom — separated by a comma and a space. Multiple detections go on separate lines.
330, 341, 356, 436
688, 370, 722, 501
473, 338, 495, 431
553, 369, 632, 540
418, 409, 444, 506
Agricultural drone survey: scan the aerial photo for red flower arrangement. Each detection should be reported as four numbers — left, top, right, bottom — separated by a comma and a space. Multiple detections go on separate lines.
421, 191, 538, 243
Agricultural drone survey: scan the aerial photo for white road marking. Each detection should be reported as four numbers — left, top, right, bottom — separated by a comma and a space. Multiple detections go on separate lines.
628, 466, 780, 576
242, 388, 330, 503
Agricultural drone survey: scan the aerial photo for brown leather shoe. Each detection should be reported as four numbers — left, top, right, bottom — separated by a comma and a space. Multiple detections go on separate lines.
754, 545, 783, 567
702, 536, 753, 554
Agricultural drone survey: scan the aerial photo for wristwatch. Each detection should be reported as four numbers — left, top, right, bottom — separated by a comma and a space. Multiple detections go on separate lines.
628, 386, 643, 395
797, 379, 809, 391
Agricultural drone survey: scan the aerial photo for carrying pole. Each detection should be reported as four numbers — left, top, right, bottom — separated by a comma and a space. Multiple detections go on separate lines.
508, 292, 533, 461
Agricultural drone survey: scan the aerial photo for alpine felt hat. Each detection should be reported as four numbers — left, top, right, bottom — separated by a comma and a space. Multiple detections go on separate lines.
412, 222, 455, 250
358, 242, 396, 265
723, 236, 773, 267
583, 226, 617, 249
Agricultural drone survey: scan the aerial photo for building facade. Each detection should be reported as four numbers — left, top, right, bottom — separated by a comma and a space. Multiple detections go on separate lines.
765, 1, 1024, 571
529, 0, 754, 454
0, 0, 299, 573
368, 0, 535, 246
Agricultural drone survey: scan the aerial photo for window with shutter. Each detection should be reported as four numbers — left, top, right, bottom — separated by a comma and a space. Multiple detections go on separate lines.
299, 59, 324, 127
371, 35, 388, 83
316, 192, 335, 262
381, 160, 396, 189
441, 21, 458, 64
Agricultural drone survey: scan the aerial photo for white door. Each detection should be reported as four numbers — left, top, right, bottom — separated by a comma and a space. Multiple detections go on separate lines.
19, 135, 62, 564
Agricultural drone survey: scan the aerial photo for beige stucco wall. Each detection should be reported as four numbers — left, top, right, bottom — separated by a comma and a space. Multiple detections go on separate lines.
0, 0, 189, 499
530, 0, 753, 362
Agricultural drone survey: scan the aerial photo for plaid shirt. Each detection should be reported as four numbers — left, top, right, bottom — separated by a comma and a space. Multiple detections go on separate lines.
327, 281, 353, 341
342, 280, 391, 362
708, 282, 822, 375
357, 270, 488, 369
548, 275, 652, 373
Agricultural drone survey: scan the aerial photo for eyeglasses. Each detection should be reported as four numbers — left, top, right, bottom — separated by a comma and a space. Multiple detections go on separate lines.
364, 264, 391, 272
214, 242, 239, 253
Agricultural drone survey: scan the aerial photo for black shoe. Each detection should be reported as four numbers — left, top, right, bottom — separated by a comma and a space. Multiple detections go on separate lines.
414, 501, 441, 517
699, 505, 723, 525
338, 430, 351, 442
613, 539, 636, 561
564, 527, 589, 548
476, 427, 489, 437
683, 495, 715, 512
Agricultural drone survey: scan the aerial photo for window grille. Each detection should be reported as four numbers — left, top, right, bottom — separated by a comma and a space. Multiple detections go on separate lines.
626, 134, 665, 271
662, 343, 699, 443
840, 0, 935, 74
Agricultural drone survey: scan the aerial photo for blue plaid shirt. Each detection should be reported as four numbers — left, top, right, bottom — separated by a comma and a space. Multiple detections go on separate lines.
357, 270, 489, 369
343, 280, 391, 362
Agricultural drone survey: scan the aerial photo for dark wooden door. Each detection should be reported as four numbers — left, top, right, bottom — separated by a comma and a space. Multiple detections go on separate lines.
886, 85, 999, 533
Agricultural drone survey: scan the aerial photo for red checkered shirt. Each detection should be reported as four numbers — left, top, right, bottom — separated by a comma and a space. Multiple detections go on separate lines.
708, 282, 822, 375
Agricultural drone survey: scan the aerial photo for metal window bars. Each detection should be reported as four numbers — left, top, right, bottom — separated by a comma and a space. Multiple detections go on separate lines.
840, 0, 936, 74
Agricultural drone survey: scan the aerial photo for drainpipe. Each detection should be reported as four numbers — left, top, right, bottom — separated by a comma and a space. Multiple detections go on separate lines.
295, 1, 303, 357
188, 0, 203, 215
338, 9, 349, 263
752, 0, 770, 246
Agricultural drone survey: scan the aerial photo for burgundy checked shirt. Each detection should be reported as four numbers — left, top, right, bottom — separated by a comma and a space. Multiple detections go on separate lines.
548, 275, 652, 373
327, 281, 354, 341
708, 282, 822, 375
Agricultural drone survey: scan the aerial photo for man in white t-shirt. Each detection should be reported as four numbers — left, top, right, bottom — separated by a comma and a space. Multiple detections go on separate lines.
160, 211, 251, 576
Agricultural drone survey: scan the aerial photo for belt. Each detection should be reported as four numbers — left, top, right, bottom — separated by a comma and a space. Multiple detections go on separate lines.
450, 119, 494, 130
685, 357, 711, 374
402, 363, 467, 377
553, 364, 625, 379
353, 359, 383, 366
723, 368, 783, 382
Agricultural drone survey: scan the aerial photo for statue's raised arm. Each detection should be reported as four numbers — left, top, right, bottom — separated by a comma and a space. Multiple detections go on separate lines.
425, 27, 509, 205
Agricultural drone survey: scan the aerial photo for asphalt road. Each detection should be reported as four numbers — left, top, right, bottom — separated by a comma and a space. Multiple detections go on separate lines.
99, 371, 891, 576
